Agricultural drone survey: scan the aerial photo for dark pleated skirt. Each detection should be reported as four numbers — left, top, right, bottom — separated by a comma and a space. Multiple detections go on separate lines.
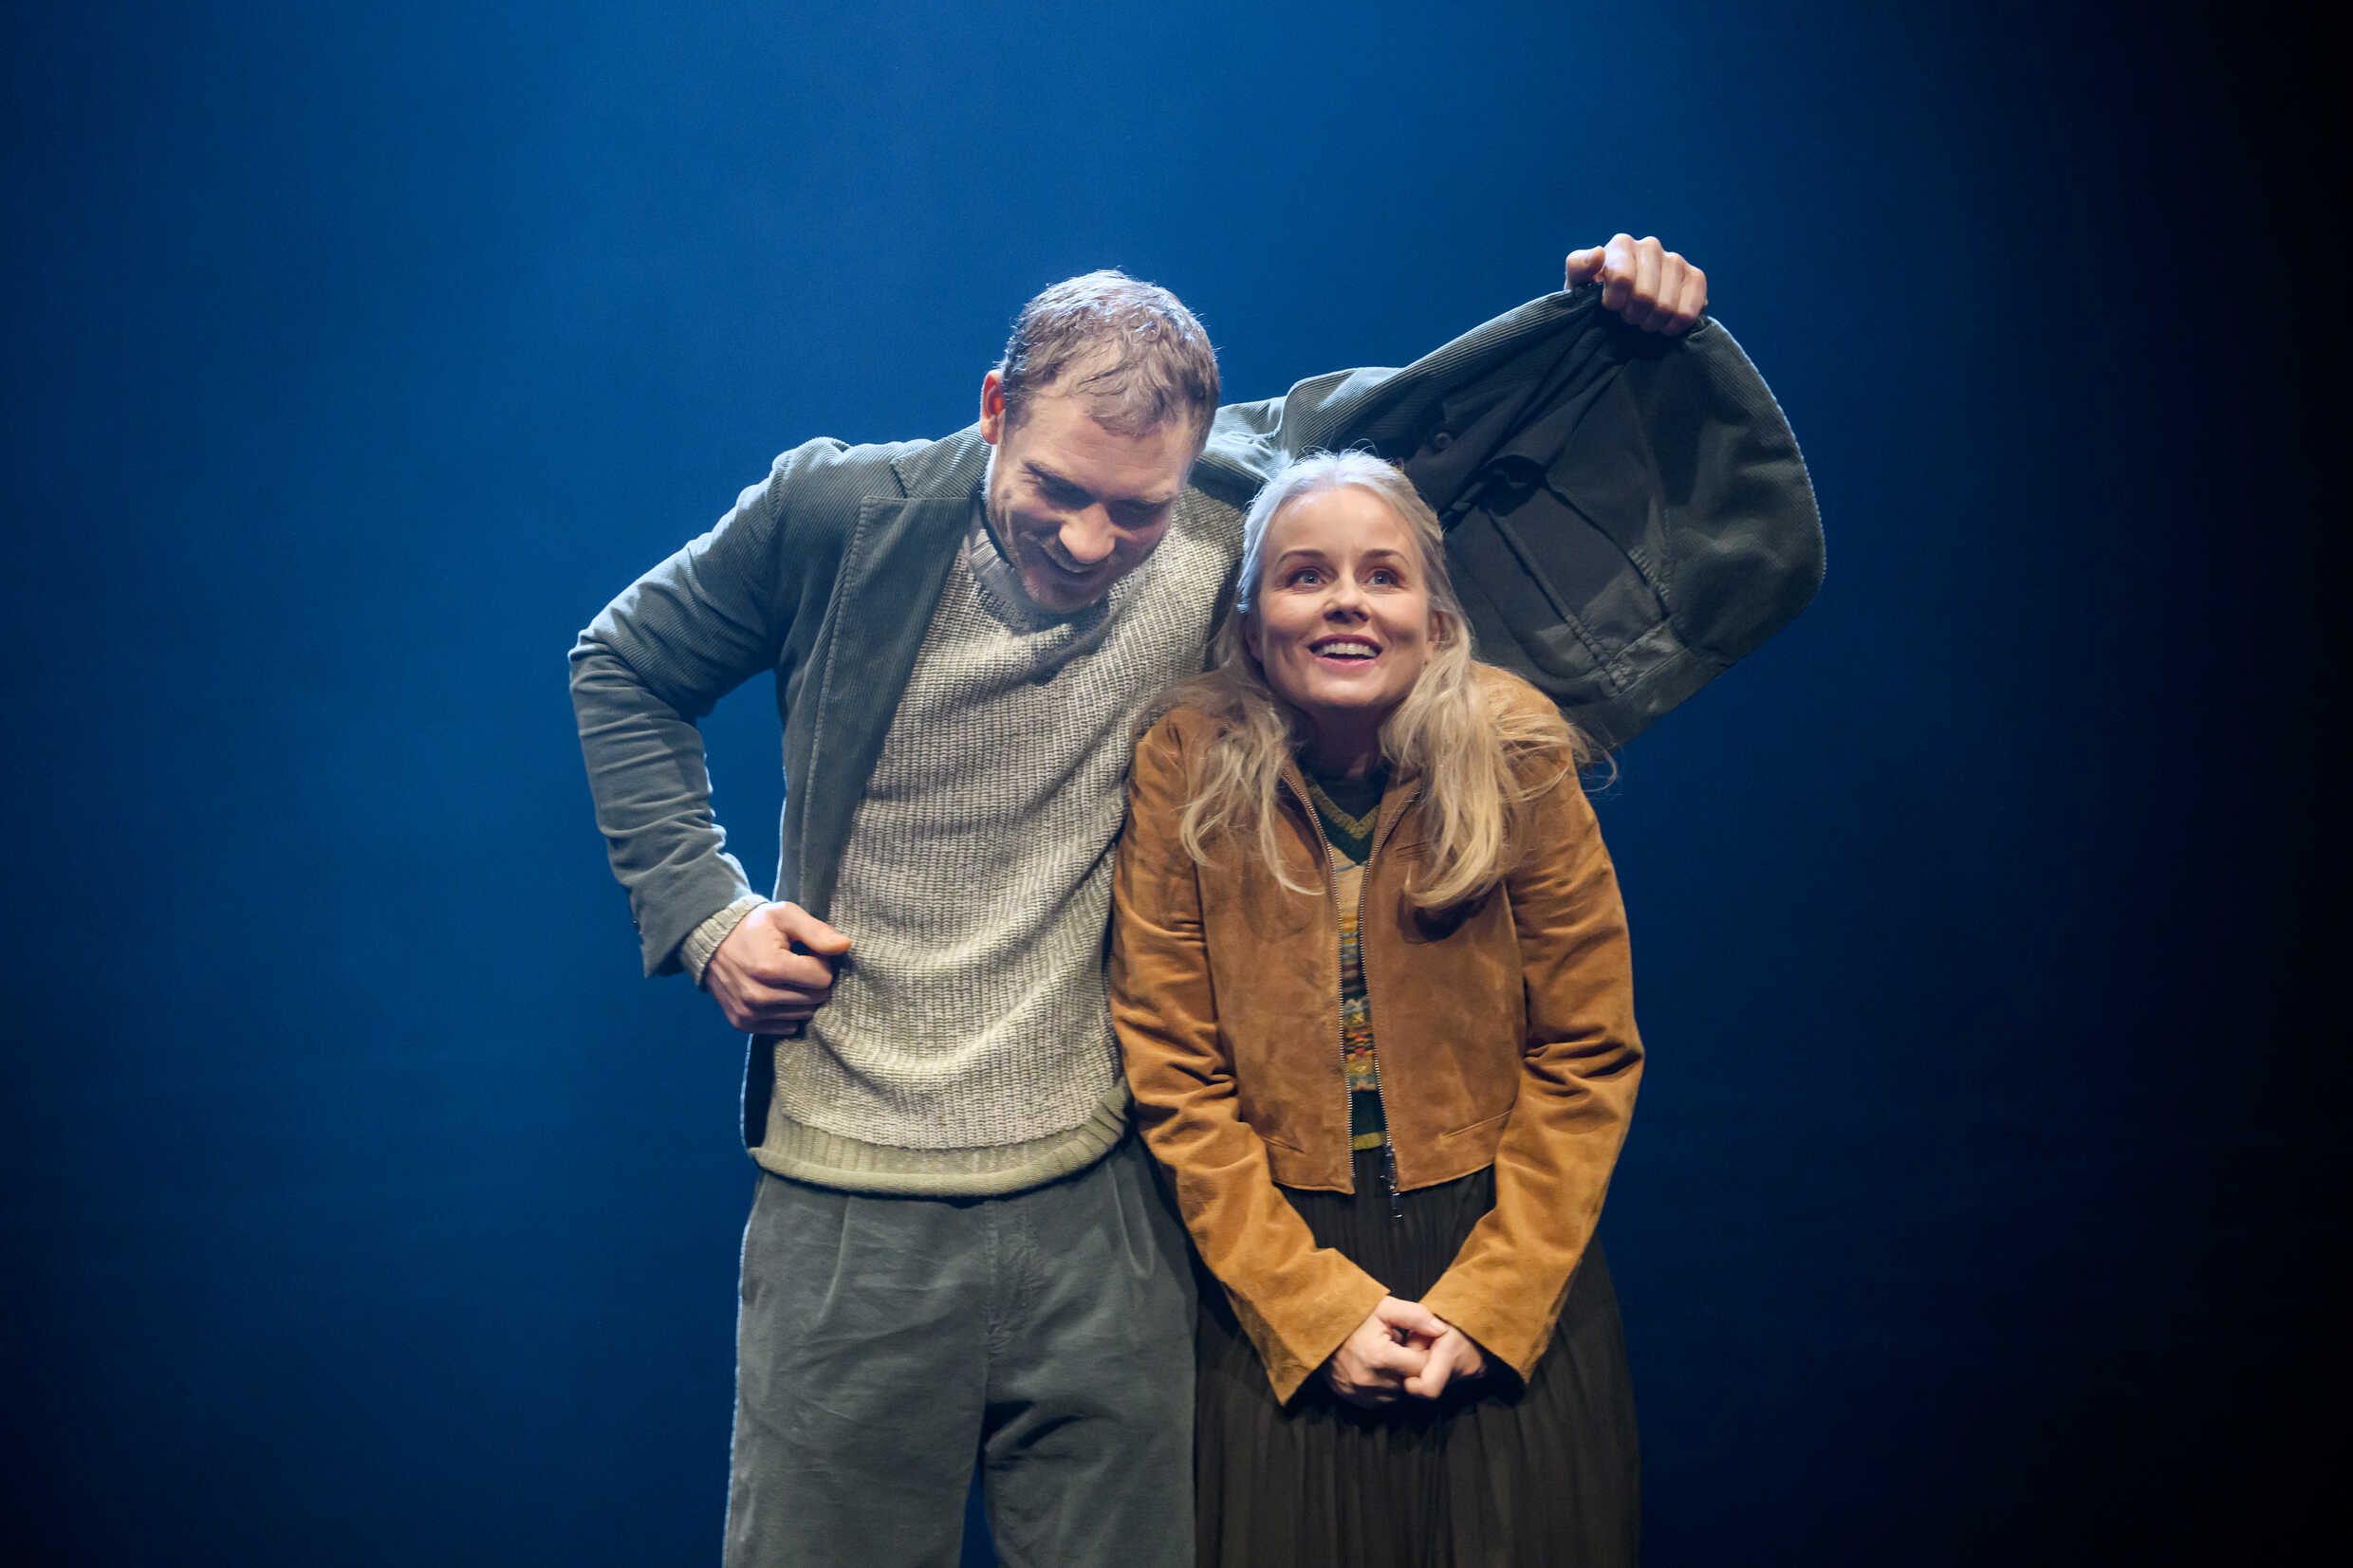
1195, 1149, 1640, 1568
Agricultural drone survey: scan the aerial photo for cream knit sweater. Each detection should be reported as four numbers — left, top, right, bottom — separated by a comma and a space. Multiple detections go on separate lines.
690, 494, 1241, 1194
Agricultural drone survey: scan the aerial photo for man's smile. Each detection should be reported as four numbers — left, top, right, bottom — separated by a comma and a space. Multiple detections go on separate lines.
1030, 538, 1115, 582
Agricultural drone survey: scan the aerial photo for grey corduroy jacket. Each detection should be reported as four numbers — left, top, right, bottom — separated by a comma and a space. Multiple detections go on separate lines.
569, 285, 1823, 1147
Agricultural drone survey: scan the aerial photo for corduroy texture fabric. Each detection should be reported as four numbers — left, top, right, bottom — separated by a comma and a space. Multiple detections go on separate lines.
761, 499, 1241, 1193
727, 1135, 1196, 1568
1194, 1149, 1640, 1568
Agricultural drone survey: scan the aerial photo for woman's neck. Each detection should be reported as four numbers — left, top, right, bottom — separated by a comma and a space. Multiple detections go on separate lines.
1300, 719, 1383, 780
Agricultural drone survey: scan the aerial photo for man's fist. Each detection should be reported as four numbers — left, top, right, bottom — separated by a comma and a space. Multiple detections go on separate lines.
703, 901, 852, 1035
1566, 234, 1708, 334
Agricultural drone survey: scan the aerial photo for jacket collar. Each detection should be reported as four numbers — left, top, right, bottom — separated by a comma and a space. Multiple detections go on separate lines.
791, 449, 980, 920
890, 425, 991, 499
1275, 747, 1420, 867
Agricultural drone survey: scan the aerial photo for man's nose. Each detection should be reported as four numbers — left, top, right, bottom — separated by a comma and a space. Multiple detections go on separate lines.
1057, 508, 1116, 566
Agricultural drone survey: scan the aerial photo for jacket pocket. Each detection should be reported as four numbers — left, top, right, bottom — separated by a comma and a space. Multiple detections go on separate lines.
1251, 1121, 1306, 1155
1234, 1062, 1309, 1155
1436, 1105, 1513, 1145
1443, 445, 1666, 703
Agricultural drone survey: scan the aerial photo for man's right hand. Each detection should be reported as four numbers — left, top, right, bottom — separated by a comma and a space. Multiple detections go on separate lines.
703, 902, 853, 1035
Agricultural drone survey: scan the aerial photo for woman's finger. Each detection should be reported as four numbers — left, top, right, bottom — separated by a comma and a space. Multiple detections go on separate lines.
1372, 1296, 1449, 1340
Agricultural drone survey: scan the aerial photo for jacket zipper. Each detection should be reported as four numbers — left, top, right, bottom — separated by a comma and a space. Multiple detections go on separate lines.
1290, 773, 1407, 1222
1359, 858, 1404, 1224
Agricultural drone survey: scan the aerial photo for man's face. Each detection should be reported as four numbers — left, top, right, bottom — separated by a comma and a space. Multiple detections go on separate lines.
978, 370, 1196, 614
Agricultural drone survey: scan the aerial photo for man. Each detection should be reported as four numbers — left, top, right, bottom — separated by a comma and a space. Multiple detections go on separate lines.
570, 236, 1820, 1567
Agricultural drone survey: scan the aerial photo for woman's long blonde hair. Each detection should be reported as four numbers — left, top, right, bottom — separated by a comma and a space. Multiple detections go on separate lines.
1164, 451, 1590, 909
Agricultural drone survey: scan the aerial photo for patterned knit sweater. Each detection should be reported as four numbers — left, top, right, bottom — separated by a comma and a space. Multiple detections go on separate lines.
690, 491, 1241, 1195
1302, 767, 1392, 1158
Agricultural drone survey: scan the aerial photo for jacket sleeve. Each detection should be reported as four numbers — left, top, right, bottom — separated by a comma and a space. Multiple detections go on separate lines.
567, 440, 837, 976
1199, 287, 1824, 749
1110, 720, 1389, 1403
1417, 761, 1643, 1383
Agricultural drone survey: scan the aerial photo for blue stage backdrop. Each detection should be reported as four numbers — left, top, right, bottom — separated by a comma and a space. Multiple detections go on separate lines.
4, 2, 2332, 1563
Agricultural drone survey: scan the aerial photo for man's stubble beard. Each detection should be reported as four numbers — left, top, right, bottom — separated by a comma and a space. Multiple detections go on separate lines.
980, 470, 1111, 615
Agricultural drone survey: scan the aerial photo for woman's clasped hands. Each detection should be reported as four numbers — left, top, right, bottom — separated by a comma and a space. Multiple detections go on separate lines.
1323, 1296, 1491, 1408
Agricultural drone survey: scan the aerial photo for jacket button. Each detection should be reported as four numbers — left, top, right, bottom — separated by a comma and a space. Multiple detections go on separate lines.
1430, 431, 1454, 452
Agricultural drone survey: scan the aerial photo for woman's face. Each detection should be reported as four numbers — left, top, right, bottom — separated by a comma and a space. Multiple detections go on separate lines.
1246, 484, 1439, 751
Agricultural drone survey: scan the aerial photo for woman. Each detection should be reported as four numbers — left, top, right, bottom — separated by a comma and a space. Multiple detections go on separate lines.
1109, 450, 1643, 1565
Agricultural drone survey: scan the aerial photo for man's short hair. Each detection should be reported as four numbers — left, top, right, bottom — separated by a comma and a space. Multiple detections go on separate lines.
994, 270, 1219, 450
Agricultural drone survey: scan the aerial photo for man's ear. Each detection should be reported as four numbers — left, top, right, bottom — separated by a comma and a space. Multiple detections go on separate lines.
979, 371, 1007, 446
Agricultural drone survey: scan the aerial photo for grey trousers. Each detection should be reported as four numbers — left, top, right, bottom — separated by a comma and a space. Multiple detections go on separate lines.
725, 1134, 1196, 1568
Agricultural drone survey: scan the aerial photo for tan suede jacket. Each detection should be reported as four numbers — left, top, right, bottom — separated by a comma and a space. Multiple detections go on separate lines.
1109, 672, 1643, 1402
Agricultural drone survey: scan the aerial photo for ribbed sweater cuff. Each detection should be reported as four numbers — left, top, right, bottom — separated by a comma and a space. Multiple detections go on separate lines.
681, 895, 769, 986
